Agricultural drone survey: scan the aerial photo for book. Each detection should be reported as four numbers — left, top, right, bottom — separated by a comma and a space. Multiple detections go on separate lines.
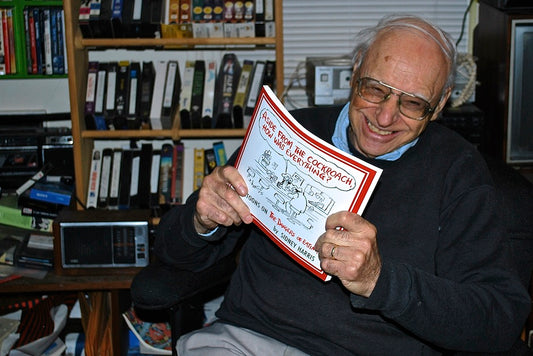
18, 188, 64, 219
118, 149, 134, 209
113, 60, 130, 128
105, 61, 118, 126
158, 143, 174, 205
139, 61, 155, 128
149, 149, 161, 209
86, 147, 102, 208
193, 147, 205, 191
137, 144, 153, 209
98, 148, 113, 208
161, 60, 181, 129
0, 195, 53, 232
234, 86, 382, 281
149, 60, 167, 130
84, 61, 99, 129
179, 60, 195, 129
213, 141, 227, 166
201, 60, 217, 127
128, 149, 141, 209
29, 181, 73, 207
232, 59, 254, 128
108, 148, 123, 209
190, 60, 205, 128
204, 147, 217, 175
170, 143, 184, 205
127, 61, 142, 129
16, 232, 54, 269
214, 53, 241, 128
243, 60, 265, 127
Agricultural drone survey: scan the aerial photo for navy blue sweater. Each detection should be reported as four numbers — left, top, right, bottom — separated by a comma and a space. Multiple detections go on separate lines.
155, 105, 530, 355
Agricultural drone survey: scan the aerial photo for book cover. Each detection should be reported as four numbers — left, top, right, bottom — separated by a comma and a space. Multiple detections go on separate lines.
235, 86, 382, 281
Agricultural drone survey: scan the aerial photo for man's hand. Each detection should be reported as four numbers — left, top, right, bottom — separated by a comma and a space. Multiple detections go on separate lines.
194, 165, 253, 234
315, 211, 381, 297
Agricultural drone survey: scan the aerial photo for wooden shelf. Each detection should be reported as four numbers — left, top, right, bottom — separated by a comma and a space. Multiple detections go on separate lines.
0, 271, 133, 294
78, 36, 277, 49
81, 128, 248, 139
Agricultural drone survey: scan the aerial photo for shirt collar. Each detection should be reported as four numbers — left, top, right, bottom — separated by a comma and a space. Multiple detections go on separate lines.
331, 103, 418, 161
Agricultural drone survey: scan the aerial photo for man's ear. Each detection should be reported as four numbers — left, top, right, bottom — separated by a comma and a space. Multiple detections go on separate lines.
429, 87, 452, 122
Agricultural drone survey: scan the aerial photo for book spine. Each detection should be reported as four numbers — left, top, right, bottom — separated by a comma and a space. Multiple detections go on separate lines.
0, 9, 6, 75
108, 149, 123, 209
43, 8, 53, 75
161, 60, 180, 128
98, 148, 113, 208
232, 59, 254, 128
149, 150, 161, 209
193, 147, 205, 190
149, 60, 167, 130
127, 61, 141, 128
139, 61, 155, 127
213, 141, 227, 166
190, 60, 206, 128
85, 61, 99, 121
171, 143, 184, 204
105, 61, 118, 125
179, 60, 195, 129
86, 148, 102, 208
158, 143, 174, 205
201, 60, 217, 125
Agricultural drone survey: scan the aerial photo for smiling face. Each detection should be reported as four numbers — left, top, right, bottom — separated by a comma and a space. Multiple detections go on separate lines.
348, 28, 452, 158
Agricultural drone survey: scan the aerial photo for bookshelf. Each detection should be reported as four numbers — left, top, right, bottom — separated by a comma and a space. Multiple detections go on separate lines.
0, 0, 67, 78
62, 0, 285, 208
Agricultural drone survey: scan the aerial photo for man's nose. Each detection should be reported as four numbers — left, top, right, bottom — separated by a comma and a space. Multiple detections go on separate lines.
375, 93, 401, 126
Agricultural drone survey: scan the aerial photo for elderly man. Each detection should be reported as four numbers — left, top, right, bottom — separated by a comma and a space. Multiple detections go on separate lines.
155, 14, 530, 355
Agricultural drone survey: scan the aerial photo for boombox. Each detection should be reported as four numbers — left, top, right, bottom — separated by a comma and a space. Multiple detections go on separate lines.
53, 209, 151, 275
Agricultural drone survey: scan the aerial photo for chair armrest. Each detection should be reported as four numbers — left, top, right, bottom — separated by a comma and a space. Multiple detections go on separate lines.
131, 253, 237, 311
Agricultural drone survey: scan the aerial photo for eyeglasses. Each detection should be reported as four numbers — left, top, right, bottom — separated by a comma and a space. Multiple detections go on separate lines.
356, 77, 436, 121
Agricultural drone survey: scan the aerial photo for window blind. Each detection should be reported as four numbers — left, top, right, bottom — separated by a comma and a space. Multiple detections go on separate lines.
282, 0, 472, 107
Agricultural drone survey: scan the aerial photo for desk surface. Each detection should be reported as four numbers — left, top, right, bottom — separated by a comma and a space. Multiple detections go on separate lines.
0, 271, 134, 294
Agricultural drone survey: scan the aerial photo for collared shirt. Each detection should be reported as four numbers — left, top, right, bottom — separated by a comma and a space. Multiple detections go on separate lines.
331, 103, 418, 161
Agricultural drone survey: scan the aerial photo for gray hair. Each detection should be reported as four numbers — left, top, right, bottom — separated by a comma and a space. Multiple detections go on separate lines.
352, 14, 457, 100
